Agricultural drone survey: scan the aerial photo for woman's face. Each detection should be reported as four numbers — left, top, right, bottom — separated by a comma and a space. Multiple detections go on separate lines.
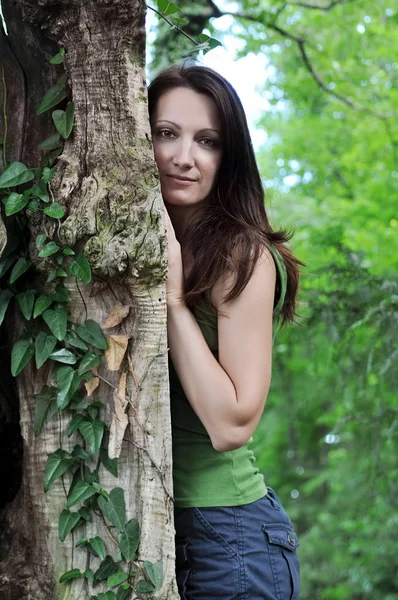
151, 87, 223, 210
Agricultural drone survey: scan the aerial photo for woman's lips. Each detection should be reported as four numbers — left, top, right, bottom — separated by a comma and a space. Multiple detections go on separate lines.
167, 175, 196, 186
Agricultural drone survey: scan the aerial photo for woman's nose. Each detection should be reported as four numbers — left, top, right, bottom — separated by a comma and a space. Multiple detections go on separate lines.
173, 140, 194, 168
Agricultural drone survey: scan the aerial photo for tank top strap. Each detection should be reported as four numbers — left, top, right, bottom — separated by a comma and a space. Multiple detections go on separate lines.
264, 242, 287, 317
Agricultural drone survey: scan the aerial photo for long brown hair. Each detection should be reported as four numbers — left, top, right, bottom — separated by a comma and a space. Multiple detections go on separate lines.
148, 64, 301, 324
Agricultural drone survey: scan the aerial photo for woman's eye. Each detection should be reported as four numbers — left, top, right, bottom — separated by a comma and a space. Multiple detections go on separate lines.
159, 129, 175, 139
200, 138, 216, 147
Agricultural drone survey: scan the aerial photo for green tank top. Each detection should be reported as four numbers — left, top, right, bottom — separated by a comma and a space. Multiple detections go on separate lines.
170, 245, 287, 508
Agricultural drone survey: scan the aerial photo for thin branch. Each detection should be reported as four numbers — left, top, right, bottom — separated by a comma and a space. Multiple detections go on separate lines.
147, 5, 199, 47
288, 0, 356, 11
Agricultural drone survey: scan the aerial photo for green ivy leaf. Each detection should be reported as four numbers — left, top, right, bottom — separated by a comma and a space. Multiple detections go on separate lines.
36, 234, 47, 248
119, 518, 140, 562
38, 241, 60, 257
77, 320, 107, 349
11, 339, 35, 376
33, 386, 57, 435
43, 203, 65, 219
66, 480, 97, 508
0, 289, 13, 326
58, 509, 81, 542
27, 200, 40, 212
157, 0, 180, 16
116, 584, 131, 600
44, 449, 73, 492
56, 365, 81, 410
94, 555, 118, 583
68, 254, 92, 283
198, 34, 222, 52
97, 592, 117, 600
85, 568, 95, 583
69, 394, 89, 410
71, 444, 92, 461
52, 102, 74, 139
37, 133, 62, 151
0, 255, 17, 278
51, 285, 71, 303
36, 75, 67, 115
0, 161, 34, 188
65, 330, 88, 351
49, 348, 77, 364
30, 182, 49, 202
33, 295, 53, 318
42, 305, 68, 340
107, 570, 128, 588
135, 580, 155, 593
78, 420, 105, 454
78, 351, 101, 375
88, 536, 107, 561
16, 290, 35, 320
2, 192, 29, 216
42, 167, 56, 184
35, 331, 57, 369
97, 487, 126, 532
50, 50, 64, 65
68, 414, 87, 438
59, 568, 82, 583
99, 447, 118, 478
78, 506, 92, 522
9, 257, 31, 284
143, 561, 163, 590
75, 536, 88, 548
63, 247, 75, 256
170, 16, 189, 26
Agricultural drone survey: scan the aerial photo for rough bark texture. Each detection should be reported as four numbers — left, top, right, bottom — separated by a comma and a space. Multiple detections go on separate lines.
0, 1, 177, 598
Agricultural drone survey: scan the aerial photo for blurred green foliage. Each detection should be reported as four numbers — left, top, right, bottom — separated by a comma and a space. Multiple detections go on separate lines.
149, 1, 398, 597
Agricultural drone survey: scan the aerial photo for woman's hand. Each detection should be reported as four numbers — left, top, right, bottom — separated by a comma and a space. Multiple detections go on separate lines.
164, 208, 185, 307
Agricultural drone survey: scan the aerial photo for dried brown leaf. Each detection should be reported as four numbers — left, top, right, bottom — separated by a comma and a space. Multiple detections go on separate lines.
104, 335, 130, 371
85, 377, 100, 396
109, 372, 128, 458
102, 302, 130, 329
89, 281, 108, 297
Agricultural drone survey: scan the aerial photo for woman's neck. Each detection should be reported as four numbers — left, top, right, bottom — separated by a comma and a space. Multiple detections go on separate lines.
165, 203, 204, 243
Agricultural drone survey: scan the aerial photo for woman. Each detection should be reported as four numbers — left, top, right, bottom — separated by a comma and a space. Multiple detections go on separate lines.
148, 64, 301, 600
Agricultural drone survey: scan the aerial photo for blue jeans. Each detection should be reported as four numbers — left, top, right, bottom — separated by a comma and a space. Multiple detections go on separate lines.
174, 488, 300, 600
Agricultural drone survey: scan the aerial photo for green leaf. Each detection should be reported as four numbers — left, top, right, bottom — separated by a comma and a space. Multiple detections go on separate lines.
35, 331, 57, 368
59, 569, 82, 583
33, 295, 53, 318
98, 592, 117, 600
51, 285, 71, 303
16, 290, 35, 320
59, 509, 81, 542
107, 571, 128, 588
85, 568, 94, 583
0, 161, 34, 188
68, 254, 92, 283
99, 447, 118, 478
55, 267, 68, 277
0, 289, 13, 325
43, 203, 65, 219
33, 386, 57, 435
69, 394, 89, 410
27, 200, 40, 212
157, 0, 180, 16
44, 450, 73, 492
88, 536, 107, 561
65, 330, 88, 350
52, 102, 74, 139
143, 561, 163, 590
56, 366, 81, 410
36, 234, 47, 248
75, 536, 88, 548
116, 584, 131, 600
50, 348, 77, 364
170, 16, 189, 26
36, 75, 68, 115
119, 518, 140, 562
135, 580, 155, 593
2, 192, 29, 216
43, 305, 68, 340
42, 167, 56, 184
94, 555, 118, 582
98, 487, 126, 532
9, 258, 31, 284
78, 351, 101, 375
67, 480, 96, 508
68, 414, 88, 437
38, 241, 60, 257
77, 320, 107, 349
71, 444, 92, 461
78, 507, 92, 522
50, 51, 64, 65
63, 247, 75, 256
11, 339, 35, 376
37, 133, 62, 151
30, 183, 49, 202
0, 255, 17, 278
78, 420, 105, 454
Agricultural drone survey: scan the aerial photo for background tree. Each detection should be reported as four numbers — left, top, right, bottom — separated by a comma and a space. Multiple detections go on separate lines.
0, 1, 178, 599
151, 1, 398, 598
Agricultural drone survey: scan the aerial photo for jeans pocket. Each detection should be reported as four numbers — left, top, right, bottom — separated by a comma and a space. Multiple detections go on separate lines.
193, 507, 237, 558
176, 539, 191, 600
262, 525, 300, 600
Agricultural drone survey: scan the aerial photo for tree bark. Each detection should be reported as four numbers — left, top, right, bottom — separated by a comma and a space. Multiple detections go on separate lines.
0, 1, 177, 598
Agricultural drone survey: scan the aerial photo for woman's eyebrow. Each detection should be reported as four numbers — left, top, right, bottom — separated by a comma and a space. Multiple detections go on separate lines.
154, 120, 221, 134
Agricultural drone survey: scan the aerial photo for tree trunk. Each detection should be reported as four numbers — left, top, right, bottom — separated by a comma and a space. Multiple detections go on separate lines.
0, 1, 178, 599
